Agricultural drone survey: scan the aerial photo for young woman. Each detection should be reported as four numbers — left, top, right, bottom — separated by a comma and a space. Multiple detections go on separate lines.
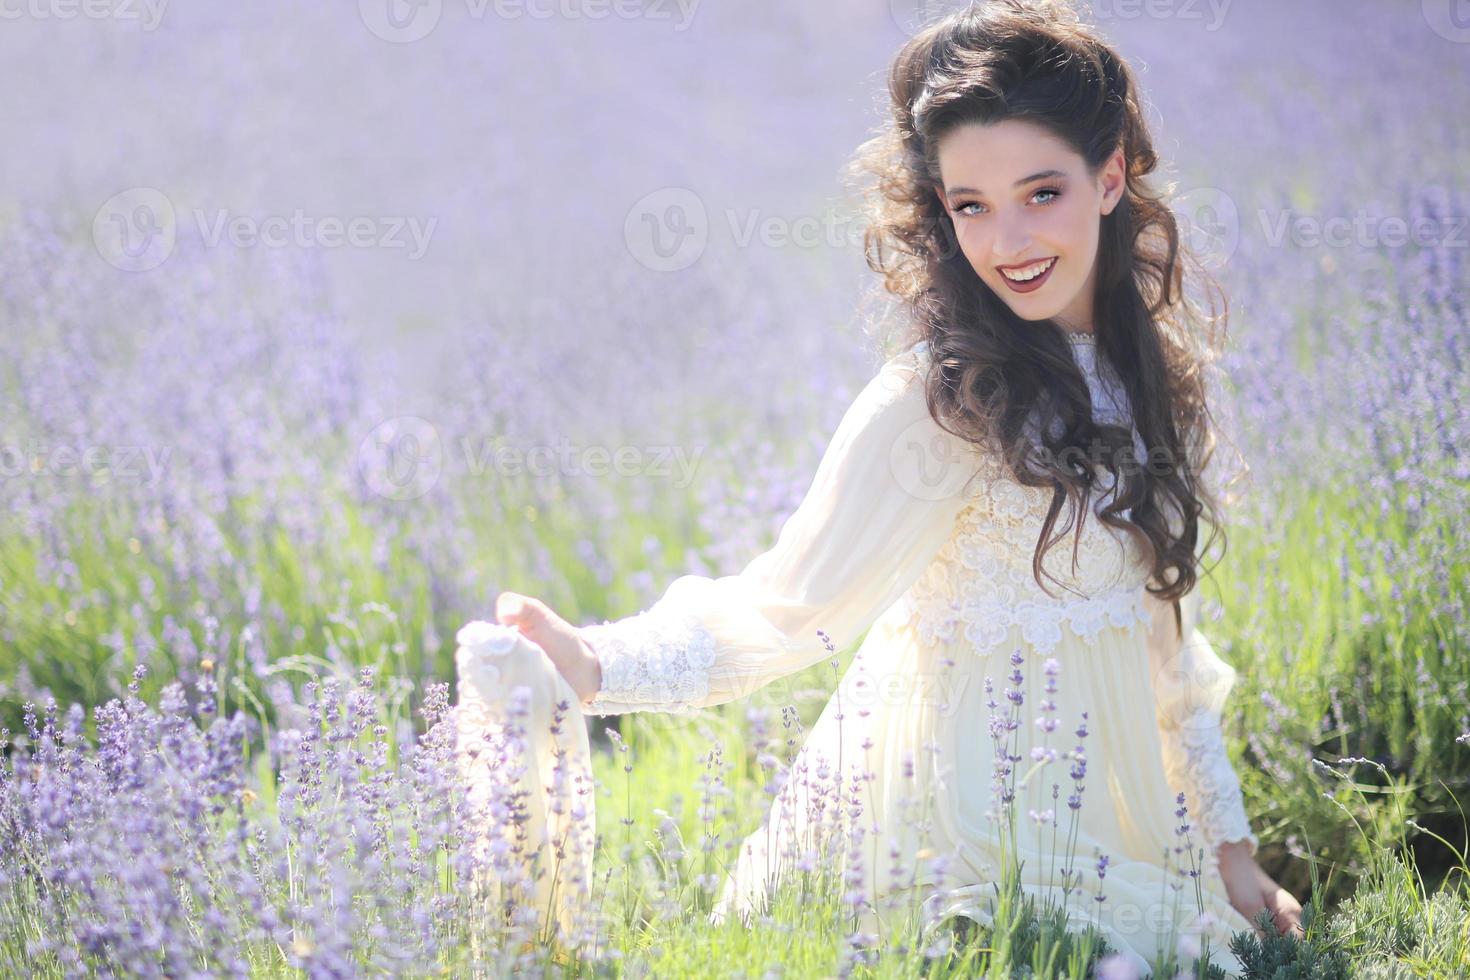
462, 0, 1304, 973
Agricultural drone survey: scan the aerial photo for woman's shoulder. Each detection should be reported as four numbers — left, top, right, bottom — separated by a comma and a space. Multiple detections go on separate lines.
881, 337, 932, 375
865, 338, 933, 401
905, 338, 930, 364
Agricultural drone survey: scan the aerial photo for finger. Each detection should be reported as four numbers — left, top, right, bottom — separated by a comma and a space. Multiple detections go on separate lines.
496, 592, 539, 627
494, 592, 522, 624
1271, 906, 1299, 937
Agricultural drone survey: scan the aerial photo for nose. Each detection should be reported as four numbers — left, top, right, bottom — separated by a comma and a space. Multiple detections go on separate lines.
992, 212, 1034, 263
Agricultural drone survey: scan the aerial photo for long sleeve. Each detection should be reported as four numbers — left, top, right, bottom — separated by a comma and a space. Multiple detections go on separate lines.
1144, 414, 1259, 864
1144, 587, 1259, 862
578, 343, 987, 716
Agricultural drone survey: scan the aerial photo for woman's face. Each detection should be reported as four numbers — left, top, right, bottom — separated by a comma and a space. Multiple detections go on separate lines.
934, 118, 1125, 335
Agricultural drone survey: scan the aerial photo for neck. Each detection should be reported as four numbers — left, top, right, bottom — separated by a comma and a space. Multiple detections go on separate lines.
1053, 311, 1093, 336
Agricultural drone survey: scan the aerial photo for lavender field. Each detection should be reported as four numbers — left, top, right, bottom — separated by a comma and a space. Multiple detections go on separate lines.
2, 0, 1469, 976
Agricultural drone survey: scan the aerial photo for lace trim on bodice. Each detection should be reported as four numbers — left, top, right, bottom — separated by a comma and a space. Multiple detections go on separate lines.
894, 472, 1154, 656
896, 580, 1151, 654
896, 335, 1155, 656
1039, 332, 1148, 462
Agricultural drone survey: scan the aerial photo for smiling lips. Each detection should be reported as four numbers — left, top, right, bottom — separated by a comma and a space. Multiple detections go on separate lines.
996, 256, 1058, 294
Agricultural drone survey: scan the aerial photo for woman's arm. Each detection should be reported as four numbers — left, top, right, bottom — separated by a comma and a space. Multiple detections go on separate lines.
579, 343, 988, 716
1144, 403, 1259, 862
1144, 586, 1260, 863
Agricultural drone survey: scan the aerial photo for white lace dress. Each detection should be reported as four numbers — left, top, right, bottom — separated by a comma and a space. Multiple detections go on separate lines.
455, 334, 1261, 976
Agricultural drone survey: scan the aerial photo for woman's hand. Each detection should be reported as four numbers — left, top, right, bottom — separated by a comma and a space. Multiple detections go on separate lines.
494, 591, 603, 705
1217, 842, 1304, 939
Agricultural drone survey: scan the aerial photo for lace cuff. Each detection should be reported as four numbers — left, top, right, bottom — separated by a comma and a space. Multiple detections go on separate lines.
578, 608, 718, 716
1161, 706, 1260, 870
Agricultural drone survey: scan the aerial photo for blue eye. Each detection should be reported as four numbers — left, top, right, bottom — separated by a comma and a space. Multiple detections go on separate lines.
951, 187, 1062, 217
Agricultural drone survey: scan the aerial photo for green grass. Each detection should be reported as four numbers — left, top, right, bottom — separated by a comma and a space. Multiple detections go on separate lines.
2, 462, 1468, 976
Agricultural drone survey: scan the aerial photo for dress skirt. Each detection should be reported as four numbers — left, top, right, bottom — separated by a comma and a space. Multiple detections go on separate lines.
452, 609, 1257, 977
709, 604, 1257, 978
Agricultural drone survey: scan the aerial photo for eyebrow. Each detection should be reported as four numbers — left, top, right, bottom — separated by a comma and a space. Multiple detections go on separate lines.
945, 169, 1068, 196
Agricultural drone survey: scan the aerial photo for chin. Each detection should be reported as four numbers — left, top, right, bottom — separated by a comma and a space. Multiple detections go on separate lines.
990, 295, 1064, 324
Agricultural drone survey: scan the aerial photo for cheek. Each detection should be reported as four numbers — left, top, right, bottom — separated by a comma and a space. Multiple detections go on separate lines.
1042, 202, 1096, 254
955, 224, 997, 272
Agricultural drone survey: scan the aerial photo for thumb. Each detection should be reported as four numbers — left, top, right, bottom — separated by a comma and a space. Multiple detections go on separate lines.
497, 592, 556, 632
495, 591, 531, 625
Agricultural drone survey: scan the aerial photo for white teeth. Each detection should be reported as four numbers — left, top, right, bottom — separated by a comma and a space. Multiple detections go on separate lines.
1000, 257, 1056, 282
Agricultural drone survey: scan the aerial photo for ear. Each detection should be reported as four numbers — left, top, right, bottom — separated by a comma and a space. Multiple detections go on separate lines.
1099, 147, 1126, 216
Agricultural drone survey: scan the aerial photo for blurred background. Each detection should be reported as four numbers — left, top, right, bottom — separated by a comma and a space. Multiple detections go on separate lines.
2, 0, 1468, 909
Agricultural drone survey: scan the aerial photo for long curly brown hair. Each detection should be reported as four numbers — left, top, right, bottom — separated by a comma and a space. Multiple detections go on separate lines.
843, 0, 1243, 634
